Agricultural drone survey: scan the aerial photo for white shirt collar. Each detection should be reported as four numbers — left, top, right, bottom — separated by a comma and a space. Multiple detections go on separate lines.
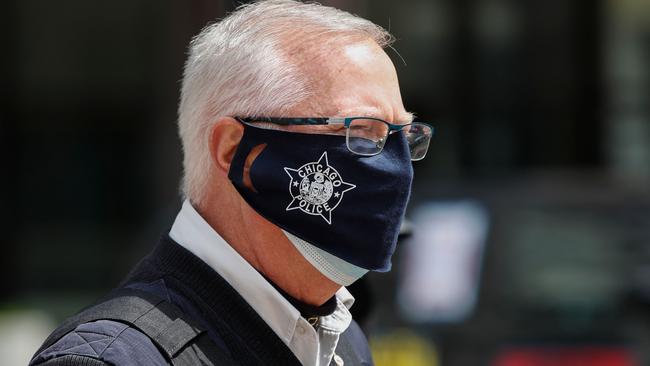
168, 200, 354, 365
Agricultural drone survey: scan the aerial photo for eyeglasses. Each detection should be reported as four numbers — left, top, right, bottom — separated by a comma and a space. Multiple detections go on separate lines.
235, 117, 434, 161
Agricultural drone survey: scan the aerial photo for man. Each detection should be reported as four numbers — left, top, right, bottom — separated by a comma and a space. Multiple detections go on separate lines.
30, 1, 433, 365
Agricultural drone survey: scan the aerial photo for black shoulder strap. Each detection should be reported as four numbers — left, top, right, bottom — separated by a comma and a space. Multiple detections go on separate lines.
33, 288, 236, 366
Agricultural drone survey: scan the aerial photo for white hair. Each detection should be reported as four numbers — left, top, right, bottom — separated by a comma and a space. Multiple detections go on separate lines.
178, 0, 394, 204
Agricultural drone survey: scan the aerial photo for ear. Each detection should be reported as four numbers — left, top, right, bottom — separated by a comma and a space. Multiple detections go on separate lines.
209, 117, 244, 175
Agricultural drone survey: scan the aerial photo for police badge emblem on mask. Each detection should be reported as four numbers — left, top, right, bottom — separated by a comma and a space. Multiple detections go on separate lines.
228, 122, 414, 285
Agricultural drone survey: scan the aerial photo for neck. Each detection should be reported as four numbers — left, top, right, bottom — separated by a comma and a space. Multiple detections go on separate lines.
196, 190, 340, 306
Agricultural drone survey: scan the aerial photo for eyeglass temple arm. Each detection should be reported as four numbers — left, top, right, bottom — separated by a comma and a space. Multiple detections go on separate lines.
237, 117, 336, 126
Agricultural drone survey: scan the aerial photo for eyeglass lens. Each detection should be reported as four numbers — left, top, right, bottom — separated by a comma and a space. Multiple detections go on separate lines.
346, 118, 389, 155
405, 123, 432, 161
346, 118, 432, 160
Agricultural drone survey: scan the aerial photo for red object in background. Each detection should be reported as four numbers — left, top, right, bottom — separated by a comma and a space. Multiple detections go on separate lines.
492, 347, 638, 366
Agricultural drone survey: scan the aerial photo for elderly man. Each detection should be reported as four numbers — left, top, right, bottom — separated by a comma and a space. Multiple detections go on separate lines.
30, 1, 433, 365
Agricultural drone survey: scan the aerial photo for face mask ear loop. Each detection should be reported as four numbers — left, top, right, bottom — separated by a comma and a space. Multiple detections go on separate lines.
227, 127, 256, 187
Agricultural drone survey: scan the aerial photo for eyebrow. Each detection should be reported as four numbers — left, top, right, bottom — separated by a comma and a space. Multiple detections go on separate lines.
401, 111, 415, 124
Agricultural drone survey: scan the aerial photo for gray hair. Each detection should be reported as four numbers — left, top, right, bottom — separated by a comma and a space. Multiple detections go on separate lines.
178, 0, 394, 203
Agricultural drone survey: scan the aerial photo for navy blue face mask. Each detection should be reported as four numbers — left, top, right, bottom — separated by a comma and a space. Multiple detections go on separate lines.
228, 123, 413, 271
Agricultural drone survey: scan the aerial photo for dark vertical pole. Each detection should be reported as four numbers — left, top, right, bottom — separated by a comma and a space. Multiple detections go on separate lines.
450, 0, 479, 175
573, 0, 604, 166
0, 0, 18, 296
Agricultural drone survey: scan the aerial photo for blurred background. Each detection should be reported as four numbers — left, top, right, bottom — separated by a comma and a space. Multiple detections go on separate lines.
1, 0, 649, 365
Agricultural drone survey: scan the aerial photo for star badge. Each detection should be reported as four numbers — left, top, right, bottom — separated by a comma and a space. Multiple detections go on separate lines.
284, 152, 356, 224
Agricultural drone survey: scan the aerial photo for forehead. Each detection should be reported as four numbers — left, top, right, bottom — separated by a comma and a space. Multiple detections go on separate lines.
289, 37, 411, 123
